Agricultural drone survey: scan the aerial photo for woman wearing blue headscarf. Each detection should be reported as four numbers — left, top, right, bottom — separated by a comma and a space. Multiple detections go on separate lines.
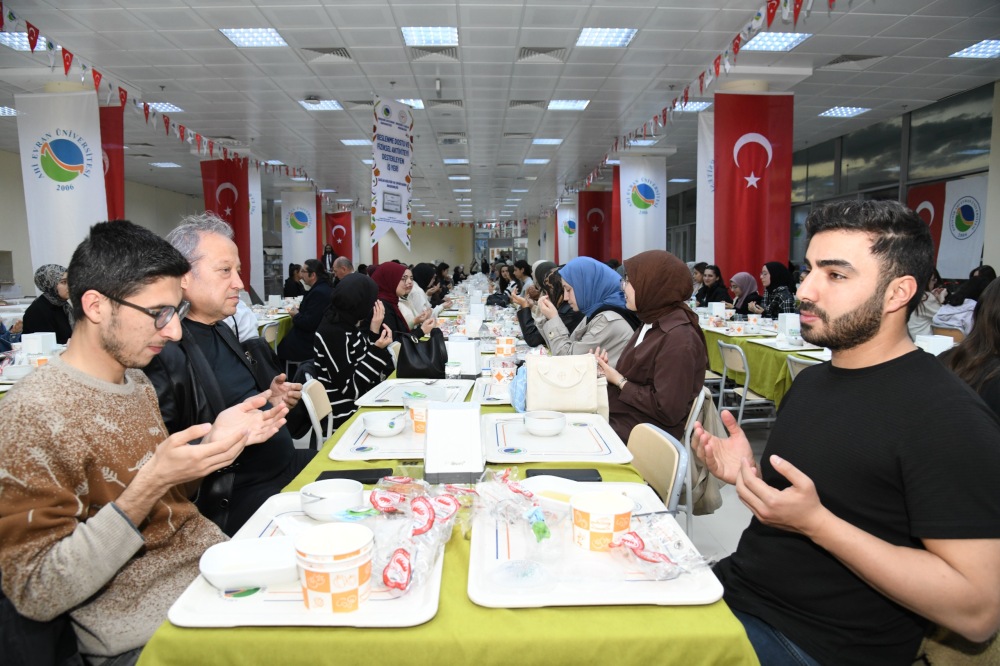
537, 256, 640, 366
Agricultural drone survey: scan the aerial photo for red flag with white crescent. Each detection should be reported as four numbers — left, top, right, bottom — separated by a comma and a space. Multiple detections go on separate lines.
766, 0, 779, 26
699, 71, 705, 94
906, 182, 946, 262
117, 86, 127, 108
26, 22, 39, 52
143, 102, 149, 123
732, 34, 742, 57
794, 0, 804, 25
207, 140, 214, 158
99, 106, 126, 220
1, 4, 4, 32
92, 69, 102, 92
162, 114, 170, 135
178, 125, 186, 142
201, 159, 251, 279
577, 190, 615, 262
62, 49, 74, 75
714, 55, 722, 77
714, 93, 793, 282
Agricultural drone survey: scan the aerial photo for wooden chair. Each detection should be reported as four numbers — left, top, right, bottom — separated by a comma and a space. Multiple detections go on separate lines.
932, 325, 966, 343
259, 321, 280, 353
295, 379, 334, 451
627, 423, 689, 513
786, 355, 821, 381
717, 341, 776, 427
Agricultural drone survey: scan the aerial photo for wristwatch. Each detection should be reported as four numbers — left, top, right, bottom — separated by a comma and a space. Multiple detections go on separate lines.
618, 377, 628, 390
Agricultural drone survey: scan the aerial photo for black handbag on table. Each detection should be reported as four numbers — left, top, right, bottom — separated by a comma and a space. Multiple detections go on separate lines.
396, 327, 448, 379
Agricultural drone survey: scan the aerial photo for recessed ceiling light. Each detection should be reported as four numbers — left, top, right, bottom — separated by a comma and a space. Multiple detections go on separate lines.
290, 176, 309, 182
150, 162, 182, 168
220, 28, 288, 48
678, 101, 712, 112
532, 138, 563, 145
401, 27, 458, 47
548, 100, 590, 111
265, 160, 284, 166
605, 159, 620, 165
147, 102, 184, 113
506, 198, 522, 202
422, 213, 434, 217
341, 139, 371, 146
523, 158, 550, 165
520, 176, 537, 181
742, 32, 811, 52
443, 158, 469, 165
320, 189, 337, 193
949, 40, 1000, 59
453, 188, 472, 193
336, 198, 353, 202
0, 33, 50, 51
459, 204, 473, 207
299, 99, 343, 111
629, 139, 658, 147
576, 28, 637, 48
511, 189, 528, 193
397, 98, 425, 109
460, 213, 473, 217
0, 106, 17, 117
448, 175, 470, 180
819, 106, 870, 118
668, 178, 693, 183
362, 159, 374, 165
500, 212, 513, 216
456, 197, 472, 202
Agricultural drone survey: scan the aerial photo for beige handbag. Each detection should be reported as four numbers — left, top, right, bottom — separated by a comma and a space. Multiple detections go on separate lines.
525, 354, 609, 421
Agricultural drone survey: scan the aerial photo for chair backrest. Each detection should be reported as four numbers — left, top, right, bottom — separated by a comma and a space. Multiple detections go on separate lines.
627, 423, 688, 512
387, 341, 401, 365
260, 321, 280, 351
300, 379, 333, 449
718, 341, 749, 375
932, 326, 966, 343
786, 354, 821, 380
683, 386, 709, 447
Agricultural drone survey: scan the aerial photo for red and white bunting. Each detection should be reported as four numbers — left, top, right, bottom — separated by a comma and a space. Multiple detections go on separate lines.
92, 69, 102, 92
117, 86, 127, 108
62, 48, 73, 75
25, 21, 38, 52
767, 0, 779, 26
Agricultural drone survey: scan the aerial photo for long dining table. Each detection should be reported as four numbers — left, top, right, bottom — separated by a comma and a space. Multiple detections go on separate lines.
138, 383, 759, 666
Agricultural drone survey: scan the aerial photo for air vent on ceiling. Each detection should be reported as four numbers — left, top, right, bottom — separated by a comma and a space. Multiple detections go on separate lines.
301, 47, 352, 62
821, 54, 885, 70
495, 163, 520, 170
503, 132, 533, 139
438, 132, 467, 146
410, 46, 459, 62
509, 100, 547, 110
426, 99, 464, 109
517, 47, 566, 64
344, 99, 375, 109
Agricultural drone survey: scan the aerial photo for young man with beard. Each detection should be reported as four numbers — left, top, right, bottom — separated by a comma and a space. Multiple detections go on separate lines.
0, 221, 286, 664
694, 200, 1000, 666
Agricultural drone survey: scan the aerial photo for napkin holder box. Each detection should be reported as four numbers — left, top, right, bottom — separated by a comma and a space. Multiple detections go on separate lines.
424, 403, 484, 484
778, 313, 801, 337
21, 332, 56, 354
709, 302, 726, 318
469, 303, 486, 319
445, 339, 481, 377
267, 294, 281, 307
915, 335, 954, 356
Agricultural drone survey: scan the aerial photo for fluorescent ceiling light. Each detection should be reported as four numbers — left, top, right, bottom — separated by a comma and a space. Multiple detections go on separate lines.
500, 212, 513, 216
422, 213, 434, 217
532, 138, 563, 145
669, 178, 693, 183
290, 176, 309, 182
506, 198, 522, 202
453, 188, 472, 193
819, 106, 870, 118
147, 102, 184, 113
678, 101, 712, 112
511, 189, 528, 193
524, 158, 550, 165
576, 28, 637, 48
949, 40, 1000, 59
149, 162, 182, 168
220, 28, 287, 48
548, 100, 590, 111
362, 159, 374, 165
443, 158, 469, 164
341, 139, 371, 146
265, 160, 284, 166
397, 98, 425, 109
319, 189, 337, 193
520, 176, 537, 181
606, 159, 620, 165
0, 33, 49, 51
742, 32, 811, 52
456, 197, 472, 202
459, 204, 473, 207
448, 175, 470, 180
402, 27, 458, 47
336, 198, 353, 202
460, 213, 473, 217
630, 139, 658, 147
0, 106, 17, 117
299, 99, 342, 111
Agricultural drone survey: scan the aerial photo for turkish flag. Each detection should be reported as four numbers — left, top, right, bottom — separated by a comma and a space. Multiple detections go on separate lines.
906, 181, 946, 262
327, 211, 353, 261
99, 106, 126, 220
714, 93, 793, 278
577, 190, 615, 262
201, 159, 251, 279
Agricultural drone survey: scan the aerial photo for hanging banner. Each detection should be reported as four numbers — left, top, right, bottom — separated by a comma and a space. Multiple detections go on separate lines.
696, 112, 715, 263
906, 181, 946, 265
15, 91, 109, 270
936, 175, 988, 279
556, 205, 578, 263
714, 93, 793, 279
98, 106, 125, 221
619, 155, 667, 260
327, 211, 353, 262
247, 166, 264, 299
578, 190, 615, 262
281, 190, 317, 268
370, 96, 414, 249
201, 158, 256, 293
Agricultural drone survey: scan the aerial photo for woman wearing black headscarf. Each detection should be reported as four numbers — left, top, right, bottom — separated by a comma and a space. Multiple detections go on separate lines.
22, 264, 74, 344
313, 273, 394, 427
750, 261, 797, 318
596, 250, 707, 442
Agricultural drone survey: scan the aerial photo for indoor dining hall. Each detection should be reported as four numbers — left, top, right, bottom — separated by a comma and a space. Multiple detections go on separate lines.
2, 1, 1000, 665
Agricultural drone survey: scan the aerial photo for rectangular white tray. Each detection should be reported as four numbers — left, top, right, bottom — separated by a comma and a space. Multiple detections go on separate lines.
745, 338, 823, 352
468, 481, 722, 608
703, 326, 776, 337
481, 413, 633, 464
795, 349, 831, 362
470, 377, 511, 405
329, 415, 425, 461
168, 493, 445, 628
355, 379, 475, 407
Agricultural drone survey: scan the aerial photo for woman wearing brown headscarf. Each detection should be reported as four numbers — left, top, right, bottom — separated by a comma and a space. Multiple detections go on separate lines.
596, 250, 708, 442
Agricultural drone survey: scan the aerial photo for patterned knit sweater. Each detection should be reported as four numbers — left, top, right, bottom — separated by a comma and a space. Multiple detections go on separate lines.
0, 356, 225, 659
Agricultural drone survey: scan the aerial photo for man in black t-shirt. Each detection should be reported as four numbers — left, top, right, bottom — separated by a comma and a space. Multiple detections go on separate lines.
695, 200, 1000, 665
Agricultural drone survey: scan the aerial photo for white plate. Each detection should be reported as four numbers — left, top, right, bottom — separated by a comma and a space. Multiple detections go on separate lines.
354, 379, 474, 407
470, 377, 510, 405
745, 338, 824, 352
329, 415, 426, 461
168, 493, 445, 628
468, 482, 722, 608
481, 413, 633, 464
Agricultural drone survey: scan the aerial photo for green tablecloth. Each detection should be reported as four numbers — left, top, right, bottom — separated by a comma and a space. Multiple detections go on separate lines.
258, 315, 293, 345
704, 329, 810, 407
139, 400, 758, 666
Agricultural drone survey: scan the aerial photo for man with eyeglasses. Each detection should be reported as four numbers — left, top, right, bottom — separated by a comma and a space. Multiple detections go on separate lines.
0, 220, 287, 665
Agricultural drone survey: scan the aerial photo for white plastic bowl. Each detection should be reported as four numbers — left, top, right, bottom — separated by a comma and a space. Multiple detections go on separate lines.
362, 412, 406, 437
199, 537, 297, 591
300, 479, 365, 521
524, 411, 566, 437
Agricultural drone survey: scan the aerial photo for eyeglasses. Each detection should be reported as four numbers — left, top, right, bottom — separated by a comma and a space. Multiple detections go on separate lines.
620, 276, 629, 290
103, 293, 190, 330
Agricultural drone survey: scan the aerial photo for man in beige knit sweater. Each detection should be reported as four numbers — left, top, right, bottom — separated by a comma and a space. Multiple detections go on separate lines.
0, 221, 288, 665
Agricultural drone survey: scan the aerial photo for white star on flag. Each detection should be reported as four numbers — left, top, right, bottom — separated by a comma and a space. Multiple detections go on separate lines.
224, 206, 233, 216
744, 172, 760, 188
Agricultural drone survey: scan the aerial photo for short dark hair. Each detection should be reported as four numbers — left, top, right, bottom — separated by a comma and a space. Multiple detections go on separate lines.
805, 200, 933, 316
302, 258, 327, 277
693, 262, 708, 274
68, 220, 190, 321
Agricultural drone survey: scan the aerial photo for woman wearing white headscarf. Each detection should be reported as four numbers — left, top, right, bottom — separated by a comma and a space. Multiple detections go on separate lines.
22, 264, 73, 344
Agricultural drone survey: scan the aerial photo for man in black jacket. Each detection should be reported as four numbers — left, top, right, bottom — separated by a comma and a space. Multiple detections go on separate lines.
144, 213, 314, 536
277, 258, 333, 363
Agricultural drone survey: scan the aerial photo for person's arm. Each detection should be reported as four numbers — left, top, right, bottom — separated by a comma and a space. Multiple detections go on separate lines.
292, 287, 328, 333
737, 456, 1000, 642
542, 313, 630, 365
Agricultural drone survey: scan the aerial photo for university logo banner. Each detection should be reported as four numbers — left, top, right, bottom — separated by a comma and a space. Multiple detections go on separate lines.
556, 206, 578, 263
327, 211, 353, 262
99, 106, 125, 221
619, 156, 666, 259
578, 190, 615, 262
714, 93, 793, 278
281, 190, 317, 268
696, 112, 715, 262
370, 97, 413, 249
16, 91, 108, 269
935, 175, 988, 279
201, 158, 261, 295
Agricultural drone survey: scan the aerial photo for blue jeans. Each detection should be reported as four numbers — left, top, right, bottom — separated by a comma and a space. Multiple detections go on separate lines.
732, 609, 822, 666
